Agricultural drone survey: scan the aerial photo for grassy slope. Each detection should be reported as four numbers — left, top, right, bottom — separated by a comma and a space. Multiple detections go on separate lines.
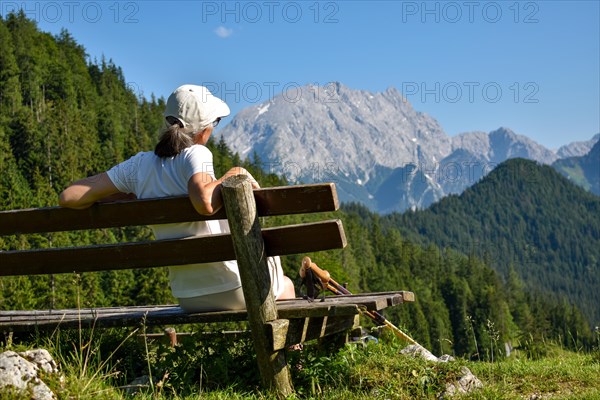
3, 333, 599, 400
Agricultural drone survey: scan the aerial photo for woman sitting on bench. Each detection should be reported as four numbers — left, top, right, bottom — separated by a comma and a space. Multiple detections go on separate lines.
58, 84, 296, 312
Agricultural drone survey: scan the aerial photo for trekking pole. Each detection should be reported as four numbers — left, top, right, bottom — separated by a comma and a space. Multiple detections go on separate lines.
300, 256, 424, 348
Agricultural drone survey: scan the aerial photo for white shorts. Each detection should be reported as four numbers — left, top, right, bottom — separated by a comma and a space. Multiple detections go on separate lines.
178, 286, 246, 312
177, 256, 285, 312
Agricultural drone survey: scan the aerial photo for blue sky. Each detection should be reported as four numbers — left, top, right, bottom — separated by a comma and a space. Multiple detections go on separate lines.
3, 0, 599, 149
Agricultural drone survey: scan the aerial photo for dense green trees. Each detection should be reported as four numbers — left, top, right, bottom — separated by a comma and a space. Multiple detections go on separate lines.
382, 159, 599, 346
336, 204, 525, 357
0, 11, 170, 311
0, 13, 596, 358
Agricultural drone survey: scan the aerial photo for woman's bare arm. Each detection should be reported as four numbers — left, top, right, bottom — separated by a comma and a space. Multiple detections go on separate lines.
59, 172, 121, 209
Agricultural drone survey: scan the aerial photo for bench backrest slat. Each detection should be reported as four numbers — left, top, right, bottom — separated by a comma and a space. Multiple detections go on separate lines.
0, 220, 346, 276
0, 183, 339, 235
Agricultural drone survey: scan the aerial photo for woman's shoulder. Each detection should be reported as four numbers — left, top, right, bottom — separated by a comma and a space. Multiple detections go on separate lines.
182, 144, 212, 159
109, 150, 154, 169
123, 150, 157, 166
124, 150, 155, 159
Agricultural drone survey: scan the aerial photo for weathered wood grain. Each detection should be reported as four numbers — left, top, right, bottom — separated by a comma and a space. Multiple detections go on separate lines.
0, 220, 346, 276
0, 183, 338, 235
221, 175, 293, 395
0, 292, 413, 332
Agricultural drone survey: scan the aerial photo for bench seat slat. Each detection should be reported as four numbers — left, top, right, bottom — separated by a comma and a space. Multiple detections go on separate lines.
0, 220, 346, 276
0, 292, 413, 332
0, 183, 338, 235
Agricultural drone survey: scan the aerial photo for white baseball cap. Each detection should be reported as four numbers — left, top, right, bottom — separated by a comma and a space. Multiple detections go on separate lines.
163, 85, 230, 132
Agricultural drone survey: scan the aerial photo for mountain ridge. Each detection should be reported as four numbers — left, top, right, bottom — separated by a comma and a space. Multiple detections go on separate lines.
220, 82, 596, 212
553, 139, 600, 195
556, 133, 600, 158
383, 158, 600, 325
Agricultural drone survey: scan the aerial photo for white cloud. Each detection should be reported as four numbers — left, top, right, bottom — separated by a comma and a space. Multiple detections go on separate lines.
214, 26, 233, 38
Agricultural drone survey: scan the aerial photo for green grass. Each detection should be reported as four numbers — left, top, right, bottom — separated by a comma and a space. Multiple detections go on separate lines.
466, 348, 600, 400
2, 329, 599, 399
557, 164, 592, 191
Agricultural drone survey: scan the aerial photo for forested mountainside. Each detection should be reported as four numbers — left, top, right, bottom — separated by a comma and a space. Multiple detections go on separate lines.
553, 139, 600, 196
0, 12, 165, 209
382, 158, 600, 327
0, 13, 595, 358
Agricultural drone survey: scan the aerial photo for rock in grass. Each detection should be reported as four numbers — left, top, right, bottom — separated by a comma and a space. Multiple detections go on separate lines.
443, 366, 483, 397
19, 349, 59, 375
0, 350, 57, 400
400, 344, 440, 362
122, 375, 151, 396
400, 345, 483, 397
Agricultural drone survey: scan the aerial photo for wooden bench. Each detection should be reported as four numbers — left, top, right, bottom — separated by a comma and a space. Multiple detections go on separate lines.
0, 176, 414, 396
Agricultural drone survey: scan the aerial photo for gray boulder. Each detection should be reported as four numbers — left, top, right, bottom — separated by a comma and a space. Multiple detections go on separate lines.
400, 345, 483, 397
0, 350, 58, 400
443, 366, 483, 397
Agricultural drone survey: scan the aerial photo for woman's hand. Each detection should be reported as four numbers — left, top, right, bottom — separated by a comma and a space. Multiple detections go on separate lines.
188, 167, 260, 215
225, 167, 260, 189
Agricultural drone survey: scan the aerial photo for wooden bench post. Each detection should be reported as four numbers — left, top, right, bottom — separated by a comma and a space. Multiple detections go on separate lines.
221, 175, 294, 397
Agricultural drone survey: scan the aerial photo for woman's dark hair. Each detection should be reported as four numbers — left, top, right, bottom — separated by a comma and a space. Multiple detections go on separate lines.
154, 117, 195, 157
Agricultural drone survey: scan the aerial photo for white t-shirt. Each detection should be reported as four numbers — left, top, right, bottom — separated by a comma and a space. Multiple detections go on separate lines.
106, 145, 284, 299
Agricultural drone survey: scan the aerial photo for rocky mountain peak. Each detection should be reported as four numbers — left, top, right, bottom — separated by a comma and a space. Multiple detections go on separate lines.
556, 133, 600, 158
219, 83, 594, 213
221, 83, 451, 187
488, 127, 557, 163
